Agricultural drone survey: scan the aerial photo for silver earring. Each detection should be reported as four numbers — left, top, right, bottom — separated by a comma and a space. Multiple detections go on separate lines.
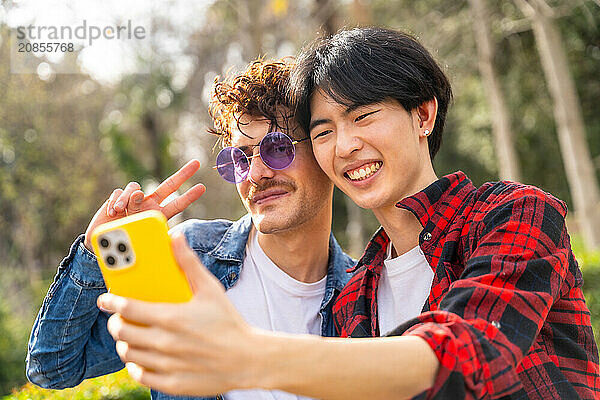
424, 129, 430, 136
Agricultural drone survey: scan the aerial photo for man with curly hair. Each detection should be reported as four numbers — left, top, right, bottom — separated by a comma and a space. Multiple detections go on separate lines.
26, 58, 354, 400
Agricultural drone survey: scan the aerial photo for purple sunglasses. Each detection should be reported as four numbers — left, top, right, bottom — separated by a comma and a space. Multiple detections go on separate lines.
213, 131, 309, 183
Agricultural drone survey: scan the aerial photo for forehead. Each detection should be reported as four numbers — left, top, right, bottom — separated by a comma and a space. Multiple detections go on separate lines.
230, 116, 271, 147
230, 112, 301, 147
310, 90, 351, 117
310, 90, 402, 119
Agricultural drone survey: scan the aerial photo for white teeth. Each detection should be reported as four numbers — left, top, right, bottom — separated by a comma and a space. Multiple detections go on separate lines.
346, 162, 382, 181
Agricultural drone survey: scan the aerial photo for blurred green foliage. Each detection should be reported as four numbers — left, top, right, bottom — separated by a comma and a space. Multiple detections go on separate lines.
572, 236, 600, 344
0, 301, 28, 395
2, 370, 149, 400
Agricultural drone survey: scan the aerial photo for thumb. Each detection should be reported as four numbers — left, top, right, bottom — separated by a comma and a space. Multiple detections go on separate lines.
171, 233, 223, 296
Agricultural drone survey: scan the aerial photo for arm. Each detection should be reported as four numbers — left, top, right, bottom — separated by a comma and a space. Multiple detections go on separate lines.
98, 234, 438, 399
26, 235, 123, 389
251, 331, 438, 399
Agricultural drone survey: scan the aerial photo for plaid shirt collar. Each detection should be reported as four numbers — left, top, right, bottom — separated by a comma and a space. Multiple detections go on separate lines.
348, 171, 474, 274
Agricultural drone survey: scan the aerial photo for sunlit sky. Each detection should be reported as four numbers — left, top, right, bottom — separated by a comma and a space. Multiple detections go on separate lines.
1, 0, 215, 84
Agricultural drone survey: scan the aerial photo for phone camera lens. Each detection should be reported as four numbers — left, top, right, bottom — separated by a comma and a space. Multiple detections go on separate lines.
117, 243, 127, 253
106, 256, 116, 266
100, 238, 110, 248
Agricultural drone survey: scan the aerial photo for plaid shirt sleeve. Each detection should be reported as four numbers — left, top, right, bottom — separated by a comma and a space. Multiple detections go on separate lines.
389, 187, 594, 399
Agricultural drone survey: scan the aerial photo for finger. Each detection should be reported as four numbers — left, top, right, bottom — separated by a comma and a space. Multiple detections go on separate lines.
108, 314, 205, 361
107, 189, 124, 217
150, 160, 200, 204
126, 363, 211, 397
98, 293, 176, 328
127, 190, 145, 212
116, 341, 191, 373
97, 292, 115, 314
171, 234, 222, 295
162, 184, 206, 219
126, 363, 181, 395
114, 182, 141, 213
107, 314, 153, 345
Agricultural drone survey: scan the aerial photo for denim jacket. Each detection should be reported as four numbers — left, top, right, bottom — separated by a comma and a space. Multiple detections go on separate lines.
26, 214, 354, 400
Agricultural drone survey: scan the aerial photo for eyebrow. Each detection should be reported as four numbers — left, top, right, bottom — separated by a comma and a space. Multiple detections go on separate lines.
308, 118, 331, 132
308, 102, 366, 132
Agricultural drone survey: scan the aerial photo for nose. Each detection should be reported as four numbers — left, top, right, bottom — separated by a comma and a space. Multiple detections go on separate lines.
247, 152, 275, 183
335, 125, 363, 158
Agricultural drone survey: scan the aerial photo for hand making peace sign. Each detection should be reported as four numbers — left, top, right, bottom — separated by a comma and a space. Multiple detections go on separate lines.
84, 159, 205, 251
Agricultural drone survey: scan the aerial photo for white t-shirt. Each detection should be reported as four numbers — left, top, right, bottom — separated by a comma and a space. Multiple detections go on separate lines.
377, 243, 434, 336
225, 230, 326, 400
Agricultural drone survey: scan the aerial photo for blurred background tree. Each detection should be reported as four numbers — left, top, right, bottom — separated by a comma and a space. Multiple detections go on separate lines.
0, 0, 599, 396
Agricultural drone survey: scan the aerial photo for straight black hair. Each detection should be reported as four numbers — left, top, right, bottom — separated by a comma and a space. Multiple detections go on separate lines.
289, 27, 453, 160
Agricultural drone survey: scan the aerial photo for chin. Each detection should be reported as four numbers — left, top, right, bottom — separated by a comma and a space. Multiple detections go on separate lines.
252, 212, 292, 234
353, 190, 394, 210
336, 186, 379, 210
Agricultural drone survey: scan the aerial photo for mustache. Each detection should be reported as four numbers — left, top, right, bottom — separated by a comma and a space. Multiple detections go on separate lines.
247, 179, 297, 203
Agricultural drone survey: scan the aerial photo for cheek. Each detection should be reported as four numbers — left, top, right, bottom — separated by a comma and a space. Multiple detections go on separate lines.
236, 182, 248, 200
311, 143, 334, 176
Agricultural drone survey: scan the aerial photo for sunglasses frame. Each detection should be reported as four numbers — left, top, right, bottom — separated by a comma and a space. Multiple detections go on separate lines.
213, 131, 309, 183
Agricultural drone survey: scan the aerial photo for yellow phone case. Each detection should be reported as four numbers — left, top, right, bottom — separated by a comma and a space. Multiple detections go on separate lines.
91, 210, 193, 303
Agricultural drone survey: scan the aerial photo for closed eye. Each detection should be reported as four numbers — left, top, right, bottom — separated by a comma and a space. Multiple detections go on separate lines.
354, 109, 380, 122
313, 129, 333, 139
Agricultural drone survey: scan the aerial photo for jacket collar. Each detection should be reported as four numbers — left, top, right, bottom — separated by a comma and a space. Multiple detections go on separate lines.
207, 213, 253, 262
348, 171, 475, 273
208, 214, 351, 291
395, 171, 474, 233
325, 233, 354, 290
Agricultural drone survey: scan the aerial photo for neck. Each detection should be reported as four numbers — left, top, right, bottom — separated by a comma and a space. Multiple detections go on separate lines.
373, 206, 422, 257
373, 165, 438, 257
256, 206, 332, 283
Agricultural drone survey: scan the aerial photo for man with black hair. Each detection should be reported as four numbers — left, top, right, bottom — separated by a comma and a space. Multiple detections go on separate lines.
98, 28, 600, 399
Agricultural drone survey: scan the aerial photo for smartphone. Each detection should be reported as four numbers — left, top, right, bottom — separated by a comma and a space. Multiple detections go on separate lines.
91, 210, 193, 303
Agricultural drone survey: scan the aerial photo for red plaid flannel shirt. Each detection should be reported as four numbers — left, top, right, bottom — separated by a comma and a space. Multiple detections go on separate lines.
333, 171, 600, 399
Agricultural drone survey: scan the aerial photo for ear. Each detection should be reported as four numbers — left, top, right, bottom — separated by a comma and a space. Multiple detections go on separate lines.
413, 98, 438, 137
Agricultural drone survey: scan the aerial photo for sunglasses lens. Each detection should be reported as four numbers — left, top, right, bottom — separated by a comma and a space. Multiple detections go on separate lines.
260, 132, 295, 170
216, 147, 249, 183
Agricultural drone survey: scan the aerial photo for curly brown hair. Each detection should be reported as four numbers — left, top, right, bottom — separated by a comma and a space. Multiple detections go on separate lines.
208, 57, 299, 148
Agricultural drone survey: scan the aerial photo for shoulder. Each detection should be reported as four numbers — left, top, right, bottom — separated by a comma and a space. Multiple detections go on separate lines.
472, 180, 568, 244
169, 218, 235, 253
477, 180, 566, 212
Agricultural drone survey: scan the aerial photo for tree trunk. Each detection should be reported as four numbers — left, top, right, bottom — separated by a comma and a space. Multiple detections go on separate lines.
515, 0, 600, 249
314, 0, 337, 36
351, 0, 373, 27
468, 0, 522, 182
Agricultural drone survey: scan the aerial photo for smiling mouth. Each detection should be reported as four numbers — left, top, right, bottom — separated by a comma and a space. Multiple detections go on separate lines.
251, 189, 290, 205
344, 161, 382, 181
254, 193, 288, 204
